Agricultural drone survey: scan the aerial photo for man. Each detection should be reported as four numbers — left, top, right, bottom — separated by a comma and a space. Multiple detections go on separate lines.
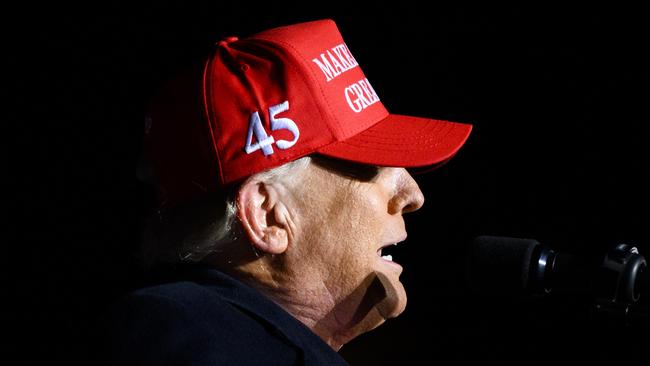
105, 19, 472, 365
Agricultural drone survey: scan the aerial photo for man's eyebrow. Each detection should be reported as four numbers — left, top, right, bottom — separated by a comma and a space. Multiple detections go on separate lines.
311, 154, 380, 182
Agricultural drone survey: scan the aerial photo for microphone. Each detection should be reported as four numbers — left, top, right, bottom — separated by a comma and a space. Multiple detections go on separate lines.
467, 235, 649, 303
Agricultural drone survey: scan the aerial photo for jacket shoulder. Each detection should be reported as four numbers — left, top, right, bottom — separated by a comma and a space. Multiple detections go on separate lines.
100, 281, 298, 366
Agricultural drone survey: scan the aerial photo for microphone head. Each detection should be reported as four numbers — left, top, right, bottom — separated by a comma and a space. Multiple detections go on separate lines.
467, 236, 541, 295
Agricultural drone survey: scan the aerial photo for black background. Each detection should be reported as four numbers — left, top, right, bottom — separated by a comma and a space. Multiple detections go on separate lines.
10, 2, 649, 365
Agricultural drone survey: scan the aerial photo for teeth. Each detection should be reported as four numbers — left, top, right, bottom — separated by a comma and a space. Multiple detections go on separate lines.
382, 255, 393, 261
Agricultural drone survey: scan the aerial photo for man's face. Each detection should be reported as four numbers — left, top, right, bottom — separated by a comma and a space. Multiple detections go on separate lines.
287, 157, 424, 332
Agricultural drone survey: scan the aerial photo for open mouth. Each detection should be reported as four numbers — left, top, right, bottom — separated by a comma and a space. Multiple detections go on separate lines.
377, 243, 398, 262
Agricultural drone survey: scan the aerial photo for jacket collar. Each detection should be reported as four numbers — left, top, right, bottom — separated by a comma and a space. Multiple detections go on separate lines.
167, 265, 349, 365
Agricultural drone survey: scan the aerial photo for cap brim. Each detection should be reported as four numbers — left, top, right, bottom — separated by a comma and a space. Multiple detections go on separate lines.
316, 114, 472, 169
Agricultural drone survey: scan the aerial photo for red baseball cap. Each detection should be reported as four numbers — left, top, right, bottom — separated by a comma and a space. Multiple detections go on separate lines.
144, 19, 472, 208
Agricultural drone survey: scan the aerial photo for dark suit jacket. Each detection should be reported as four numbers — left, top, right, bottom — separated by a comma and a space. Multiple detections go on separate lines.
101, 266, 349, 365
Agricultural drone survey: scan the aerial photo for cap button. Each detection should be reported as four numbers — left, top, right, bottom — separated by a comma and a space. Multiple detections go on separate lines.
217, 36, 239, 47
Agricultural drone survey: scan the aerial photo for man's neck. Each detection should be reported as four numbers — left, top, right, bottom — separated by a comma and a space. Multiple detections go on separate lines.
231, 262, 388, 351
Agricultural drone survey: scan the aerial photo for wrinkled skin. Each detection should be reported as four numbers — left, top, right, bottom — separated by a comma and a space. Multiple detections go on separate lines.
228, 158, 425, 350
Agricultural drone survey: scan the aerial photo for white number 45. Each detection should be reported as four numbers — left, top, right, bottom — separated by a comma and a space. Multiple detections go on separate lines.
244, 100, 300, 156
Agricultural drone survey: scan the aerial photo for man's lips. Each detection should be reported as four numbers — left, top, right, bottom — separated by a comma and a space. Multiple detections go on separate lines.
377, 235, 407, 263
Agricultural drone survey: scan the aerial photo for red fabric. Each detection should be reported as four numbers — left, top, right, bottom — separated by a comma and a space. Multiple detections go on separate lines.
317, 114, 472, 167
144, 19, 472, 208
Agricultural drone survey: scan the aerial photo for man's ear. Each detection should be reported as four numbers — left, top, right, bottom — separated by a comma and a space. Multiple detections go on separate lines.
236, 180, 290, 255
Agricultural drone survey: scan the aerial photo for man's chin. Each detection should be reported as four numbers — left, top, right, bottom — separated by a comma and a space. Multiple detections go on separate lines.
373, 271, 407, 319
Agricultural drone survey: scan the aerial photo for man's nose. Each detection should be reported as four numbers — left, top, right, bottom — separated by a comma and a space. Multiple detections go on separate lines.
388, 169, 425, 215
